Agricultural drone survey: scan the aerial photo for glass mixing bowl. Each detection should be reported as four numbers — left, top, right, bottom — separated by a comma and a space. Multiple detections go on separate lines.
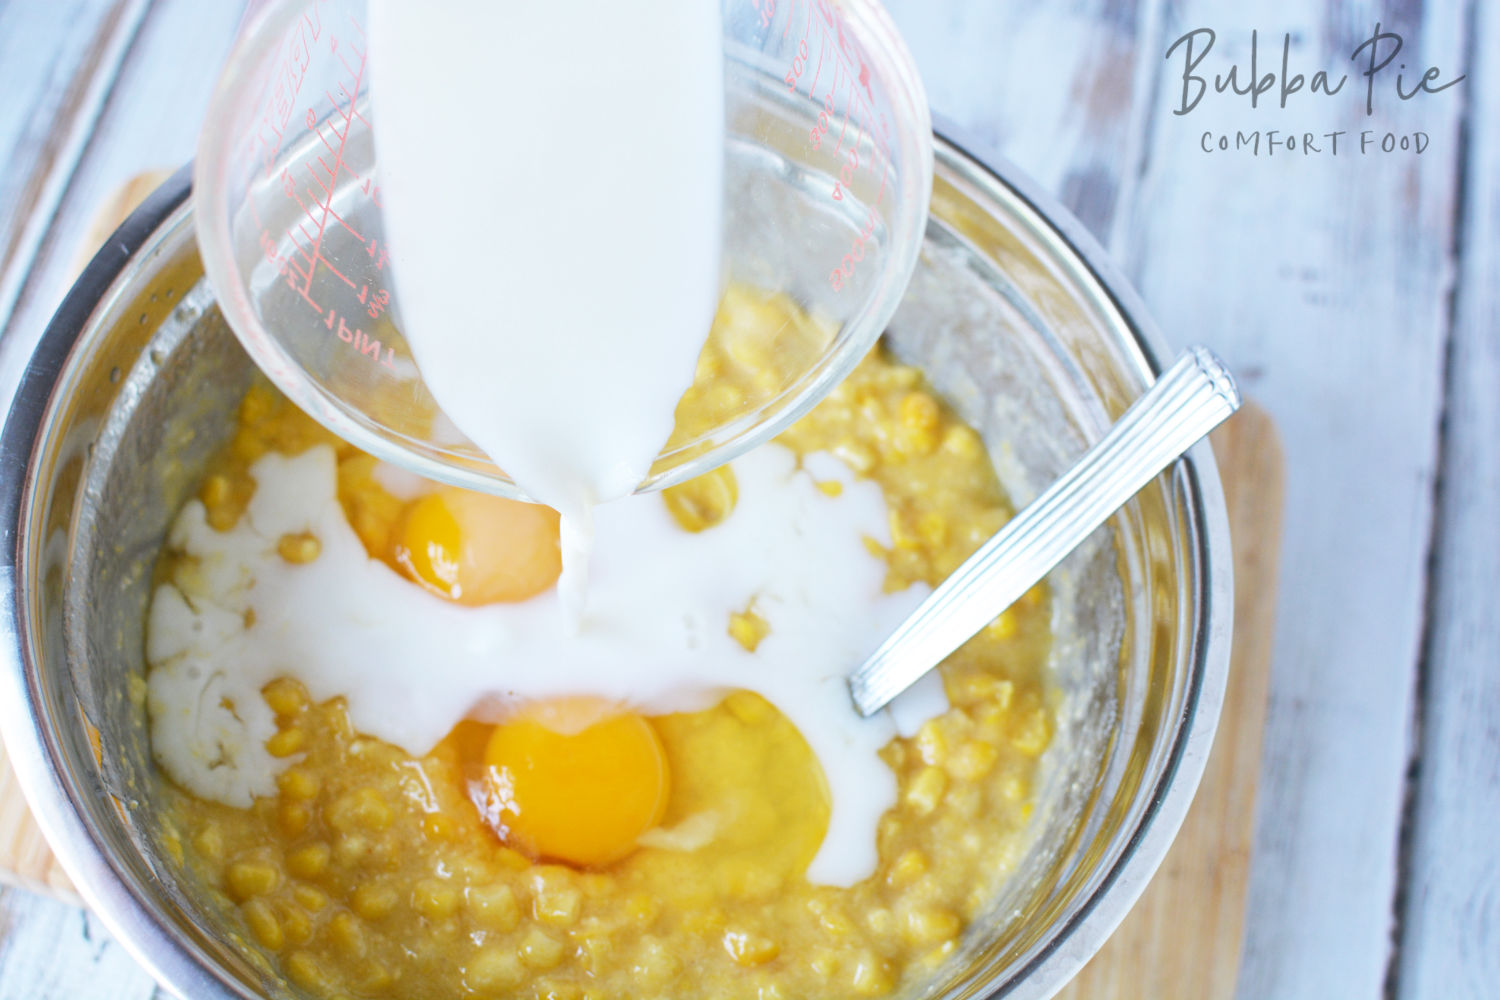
194, 0, 934, 498
0, 133, 1230, 999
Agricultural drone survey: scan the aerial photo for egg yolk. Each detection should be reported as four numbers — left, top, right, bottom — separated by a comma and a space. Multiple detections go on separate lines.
390, 487, 561, 604
482, 700, 670, 868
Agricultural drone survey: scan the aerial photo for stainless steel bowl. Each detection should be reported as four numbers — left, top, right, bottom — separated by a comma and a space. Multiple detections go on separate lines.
0, 138, 1231, 1000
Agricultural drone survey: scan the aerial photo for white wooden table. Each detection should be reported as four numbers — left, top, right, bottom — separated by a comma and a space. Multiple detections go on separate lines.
0, 1, 1494, 997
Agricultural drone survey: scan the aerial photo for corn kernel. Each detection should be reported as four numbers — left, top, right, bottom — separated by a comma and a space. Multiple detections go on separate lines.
1010, 708, 1050, 757
864, 907, 897, 937
468, 946, 525, 991
285, 951, 327, 992
940, 425, 983, 459
242, 899, 283, 951
888, 510, 922, 550
328, 701, 355, 740
922, 939, 959, 968
1001, 774, 1029, 802
694, 349, 723, 382
679, 906, 725, 935
328, 911, 367, 958
293, 885, 328, 912
265, 727, 305, 758
225, 861, 279, 901
277, 532, 322, 565
985, 609, 1019, 640
915, 719, 947, 766
727, 607, 770, 653
951, 672, 998, 705
815, 479, 844, 498
192, 825, 224, 862
239, 383, 276, 423
896, 426, 939, 458
906, 766, 947, 815
723, 930, 780, 966
950, 740, 999, 781
577, 934, 615, 974
810, 948, 840, 977
206, 501, 241, 532
534, 883, 582, 927
287, 842, 330, 879
408, 877, 458, 921
900, 392, 941, 431
262, 677, 308, 717
277, 801, 310, 837
916, 511, 947, 546
889, 849, 928, 886
850, 953, 894, 996
625, 892, 659, 926
633, 937, 680, 984
277, 768, 319, 802
280, 905, 312, 946
334, 834, 371, 866
972, 680, 1020, 719
327, 788, 393, 833
200, 473, 231, 509
816, 905, 855, 935
662, 464, 738, 532
518, 927, 565, 969
352, 882, 398, 921
535, 981, 583, 1000
905, 906, 962, 945
466, 883, 520, 929
355, 961, 393, 995
948, 784, 984, 819
834, 442, 876, 475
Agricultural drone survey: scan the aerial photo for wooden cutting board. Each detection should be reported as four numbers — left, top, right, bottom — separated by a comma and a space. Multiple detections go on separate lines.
0, 177, 1284, 998
1053, 402, 1283, 1000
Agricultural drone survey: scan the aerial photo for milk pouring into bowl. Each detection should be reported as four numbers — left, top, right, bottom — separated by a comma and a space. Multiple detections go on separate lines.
162, 0, 955, 881
367, 0, 726, 609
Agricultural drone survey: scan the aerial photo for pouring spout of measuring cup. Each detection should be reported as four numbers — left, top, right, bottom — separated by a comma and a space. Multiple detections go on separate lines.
848, 347, 1241, 718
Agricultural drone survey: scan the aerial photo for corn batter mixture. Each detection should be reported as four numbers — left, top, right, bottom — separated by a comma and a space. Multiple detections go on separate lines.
153, 289, 1053, 999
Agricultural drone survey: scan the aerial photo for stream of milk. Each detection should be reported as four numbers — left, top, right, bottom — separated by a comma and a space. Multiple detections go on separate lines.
367, 0, 725, 607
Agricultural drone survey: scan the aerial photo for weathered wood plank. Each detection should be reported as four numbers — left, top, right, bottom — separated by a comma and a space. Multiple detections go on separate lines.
881, 0, 1160, 242
1122, 1, 1469, 996
1055, 403, 1284, 1000
0, 888, 157, 1000
1394, 0, 1500, 995
0, 0, 150, 335
0, 0, 246, 394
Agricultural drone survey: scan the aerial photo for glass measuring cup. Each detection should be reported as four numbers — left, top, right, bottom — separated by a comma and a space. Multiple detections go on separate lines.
195, 0, 932, 498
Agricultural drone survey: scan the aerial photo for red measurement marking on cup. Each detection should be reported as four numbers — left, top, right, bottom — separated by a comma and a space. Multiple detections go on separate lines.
751, 0, 776, 30
324, 308, 399, 369
251, 5, 323, 180
759, 0, 902, 292
243, 10, 402, 373
282, 30, 368, 311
